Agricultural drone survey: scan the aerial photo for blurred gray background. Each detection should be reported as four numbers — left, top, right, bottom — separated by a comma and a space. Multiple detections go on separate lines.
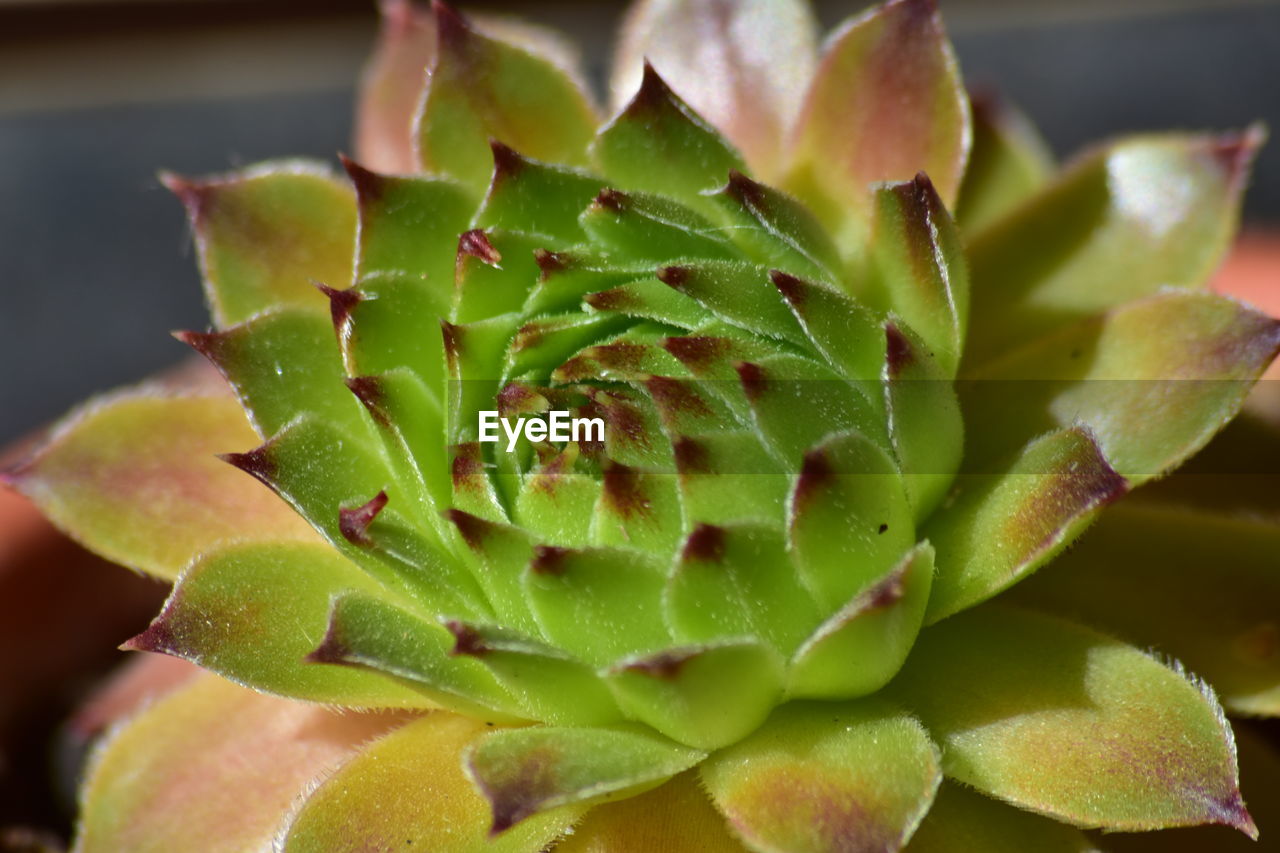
2, 0, 1279, 444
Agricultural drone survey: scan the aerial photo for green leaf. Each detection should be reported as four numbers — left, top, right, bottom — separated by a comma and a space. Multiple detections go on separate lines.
1013, 504, 1280, 717
889, 605, 1255, 836
162, 162, 356, 327
123, 542, 431, 708
769, 270, 885, 382
884, 323, 963, 521
869, 174, 969, 378
962, 291, 1280, 484
611, 0, 817, 177
665, 522, 822, 655
785, 0, 970, 245
964, 128, 1263, 367
415, 3, 597, 194
354, 0, 436, 173
474, 144, 604, 245
466, 725, 705, 834
580, 189, 739, 263
923, 426, 1127, 623
306, 591, 525, 720
954, 91, 1055, 235
656, 261, 809, 349
788, 429, 914, 611
702, 700, 942, 852
557, 771, 747, 852
906, 783, 1100, 853
593, 64, 746, 205
453, 229, 545, 324
605, 641, 784, 750
3, 391, 317, 581
444, 620, 621, 726
523, 546, 671, 667
787, 541, 934, 700
77, 673, 409, 853
282, 713, 582, 852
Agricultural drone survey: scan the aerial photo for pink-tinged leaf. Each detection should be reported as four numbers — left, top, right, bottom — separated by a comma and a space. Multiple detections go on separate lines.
75, 673, 413, 853
906, 783, 1099, 852
354, 0, 438, 174
124, 542, 434, 708
963, 291, 1280, 485
415, 3, 598, 193
702, 700, 941, 852
554, 771, 747, 852
466, 725, 705, 834
3, 391, 317, 582
162, 162, 356, 328
280, 712, 582, 852
923, 426, 1128, 623
787, 542, 934, 700
604, 641, 784, 750
611, 0, 818, 178
785, 0, 970, 244
890, 605, 1255, 837
1013, 504, 1280, 717
964, 128, 1264, 367
870, 174, 969, 378
954, 90, 1055, 235
1101, 724, 1280, 852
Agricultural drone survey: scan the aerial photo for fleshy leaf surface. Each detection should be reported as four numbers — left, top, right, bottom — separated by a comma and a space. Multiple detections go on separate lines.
611, 0, 817, 177
77, 673, 410, 853
466, 725, 705, 834
702, 700, 941, 853
283, 712, 581, 852
123, 542, 432, 708
890, 605, 1255, 836
4, 391, 317, 581
163, 163, 356, 327
906, 783, 1100, 852
786, 0, 970, 243
954, 91, 1055, 234
1013, 504, 1280, 717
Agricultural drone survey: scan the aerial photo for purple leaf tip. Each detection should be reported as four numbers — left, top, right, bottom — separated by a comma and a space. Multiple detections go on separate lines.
769, 270, 806, 307
885, 323, 915, 377
657, 265, 691, 289
313, 281, 363, 333
339, 154, 387, 204
682, 523, 727, 563
592, 187, 629, 212
339, 490, 389, 546
458, 229, 503, 268
445, 620, 491, 657
218, 444, 278, 486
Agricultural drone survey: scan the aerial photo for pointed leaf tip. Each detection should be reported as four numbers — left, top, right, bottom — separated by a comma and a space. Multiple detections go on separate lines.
1209, 123, 1267, 189
312, 281, 362, 333
217, 444, 277, 485
457, 228, 503, 268
158, 170, 209, 218
338, 490, 389, 546
172, 328, 227, 363
338, 154, 388, 204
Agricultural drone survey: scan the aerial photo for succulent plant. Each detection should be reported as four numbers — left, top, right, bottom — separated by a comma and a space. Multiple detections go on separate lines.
6, 0, 1280, 849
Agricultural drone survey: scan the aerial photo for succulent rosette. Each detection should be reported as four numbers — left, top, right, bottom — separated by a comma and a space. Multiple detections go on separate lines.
7, 0, 1280, 850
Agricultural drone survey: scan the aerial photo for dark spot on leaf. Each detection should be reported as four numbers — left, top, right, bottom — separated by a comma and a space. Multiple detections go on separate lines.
339, 490, 389, 546
724, 169, 767, 209
657, 265, 691, 290
682, 523, 727, 563
592, 187, 629, 212
793, 446, 834, 510
662, 336, 730, 371
450, 442, 486, 490
878, 523, 888, 534
441, 320, 463, 370
444, 507, 493, 552
646, 376, 712, 422
445, 620, 491, 657
603, 461, 651, 518
735, 361, 767, 402
533, 248, 569, 279
530, 545, 571, 575
673, 436, 710, 474
885, 323, 914, 377
583, 287, 634, 312
769, 270, 807, 307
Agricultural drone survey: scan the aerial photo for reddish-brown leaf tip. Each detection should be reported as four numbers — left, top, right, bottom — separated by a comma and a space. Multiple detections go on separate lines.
673, 436, 710, 474
682, 523, 727, 564
794, 445, 835, 510
339, 154, 388, 205
724, 169, 767, 208
445, 620, 492, 657
530, 544, 571, 576
158, 171, 211, 222
489, 139, 526, 182
630, 60, 677, 115
441, 320, 464, 369
533, 248, 569, 279
592, 187, 629, 212
458, 229, 503, 269
345, 376, 388, 425
302, 619, 352, 665
172, 328, 229, 365
218, 444, 278, 487
602, 460, 652, 518
885, 322, 915, 377
735, 361, 767, 402
339, 490, 389, 546
119, 612, 179, 655
662, 336, 730, 371
313, 281, 363, 333
620, 648, 695, 681
656, 265, 691, 290
769, 270, 807, 307
432, 0, 472, 50
443, 507, 493, 552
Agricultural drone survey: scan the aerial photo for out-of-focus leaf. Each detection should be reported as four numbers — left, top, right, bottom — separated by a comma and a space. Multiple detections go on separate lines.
1013, 504, 1280, 717
123, 542, 432, 708
416, 4, 597, 194
3, 392, 316, 582
890, 605, 1255, 837
962, 291, 1280, 484
282, 713, 582, 852
554, 771, 746, 852
702, 700, 941, 852
955, 91, 1055, 234
964, 128, 1263, 367
906, 783, 1100, 852
466, 725, 705, 833
76, 673, 411, 853
924, 427, 1127, 623
162, 163, 355, 328
611, 0, 817, 178
786, 0, 969, 245
354, 0, 437, 174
